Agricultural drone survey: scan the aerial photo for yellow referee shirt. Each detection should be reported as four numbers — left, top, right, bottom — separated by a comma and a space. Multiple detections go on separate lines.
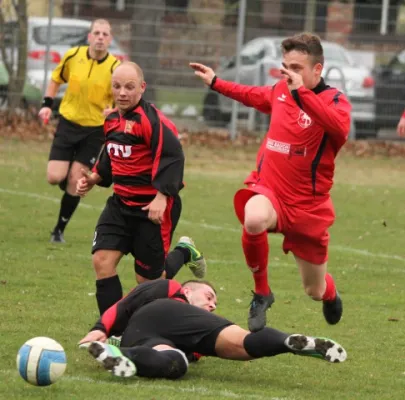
51, 46, 120, 127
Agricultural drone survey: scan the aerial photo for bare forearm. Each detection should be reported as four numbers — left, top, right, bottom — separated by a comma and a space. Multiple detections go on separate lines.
89, 172, 102, 185
45, 79, 61, 98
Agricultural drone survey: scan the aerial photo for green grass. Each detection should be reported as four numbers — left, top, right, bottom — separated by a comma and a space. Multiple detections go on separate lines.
0, 138, 405, 400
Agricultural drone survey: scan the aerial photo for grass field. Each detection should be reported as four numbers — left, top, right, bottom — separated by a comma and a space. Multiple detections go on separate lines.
1, 138, 405, 400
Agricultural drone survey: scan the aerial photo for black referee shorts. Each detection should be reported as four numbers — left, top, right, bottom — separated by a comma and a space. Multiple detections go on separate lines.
49, 115, 104, 168
92, 195, 182, 280
121, 299, 234, 356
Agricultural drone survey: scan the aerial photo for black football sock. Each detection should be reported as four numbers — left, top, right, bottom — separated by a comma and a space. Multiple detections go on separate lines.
164, 247, 191, 279
120, 346, 188, 380
53, 192, 80, 233
58, 177, 68, 192
95, 275, 123, 315
243, 327, 291, 358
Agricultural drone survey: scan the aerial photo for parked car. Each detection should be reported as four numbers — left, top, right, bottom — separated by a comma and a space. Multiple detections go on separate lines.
0, 57, 42, 109
203, 36, 376, 137
4, 17, 129, 110
374, 49, 405, 132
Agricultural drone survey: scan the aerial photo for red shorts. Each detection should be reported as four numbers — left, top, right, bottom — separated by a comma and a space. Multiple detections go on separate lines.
234, 185, 335, 264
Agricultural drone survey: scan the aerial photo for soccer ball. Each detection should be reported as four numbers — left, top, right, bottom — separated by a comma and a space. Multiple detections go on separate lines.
16, 337, 67, 386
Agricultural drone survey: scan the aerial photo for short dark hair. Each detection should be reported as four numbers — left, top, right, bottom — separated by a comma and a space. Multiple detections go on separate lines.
182, 279, 217, 294
281, 32, 324, 66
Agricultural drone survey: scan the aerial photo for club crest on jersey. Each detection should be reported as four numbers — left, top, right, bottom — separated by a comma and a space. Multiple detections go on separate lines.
298, 110, 313, 128
125, 120, 135, 133
107, 143, 132, 158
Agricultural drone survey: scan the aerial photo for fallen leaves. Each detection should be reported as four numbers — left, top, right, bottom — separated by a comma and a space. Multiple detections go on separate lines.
2, 111, 405, 159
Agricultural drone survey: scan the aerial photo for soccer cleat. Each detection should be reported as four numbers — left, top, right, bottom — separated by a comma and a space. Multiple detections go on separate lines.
107, 335, 122, 347
88, 341, 136, 378
285, 334, 347, 363
248, 291, 275, 332
176, 236, 207, 278
50, 229, 65, 243
323, 291, 343, 325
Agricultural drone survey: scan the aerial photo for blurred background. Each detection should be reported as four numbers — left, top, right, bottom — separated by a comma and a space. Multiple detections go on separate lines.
1, 0, 405, 140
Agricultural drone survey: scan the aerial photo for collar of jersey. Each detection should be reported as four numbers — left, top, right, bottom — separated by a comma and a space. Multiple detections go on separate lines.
86, 47, 109, 64
311, 77, 329, 94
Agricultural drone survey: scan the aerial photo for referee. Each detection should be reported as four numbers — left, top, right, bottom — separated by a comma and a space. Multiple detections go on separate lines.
38, 18, 120, 243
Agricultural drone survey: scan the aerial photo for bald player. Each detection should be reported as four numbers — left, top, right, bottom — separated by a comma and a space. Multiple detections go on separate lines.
76, 62, 207, 316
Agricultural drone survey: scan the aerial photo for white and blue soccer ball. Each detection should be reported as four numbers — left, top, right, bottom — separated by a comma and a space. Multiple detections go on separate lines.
16, 337, 67, 386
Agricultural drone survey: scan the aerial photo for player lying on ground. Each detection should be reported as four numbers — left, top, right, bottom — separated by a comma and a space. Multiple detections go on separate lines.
79, 279, 347, 380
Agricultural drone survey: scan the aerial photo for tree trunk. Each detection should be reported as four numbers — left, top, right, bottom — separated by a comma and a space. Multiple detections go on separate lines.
130, 0, 165, 103
9, 2, 28, 109
0, 0, 28, 110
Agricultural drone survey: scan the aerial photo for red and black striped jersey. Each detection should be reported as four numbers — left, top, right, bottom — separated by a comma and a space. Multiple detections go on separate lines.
92, 99, 184, 207
91, 279, 187, 336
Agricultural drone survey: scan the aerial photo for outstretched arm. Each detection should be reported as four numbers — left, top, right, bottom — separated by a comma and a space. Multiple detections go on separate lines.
190, 62, 273, 114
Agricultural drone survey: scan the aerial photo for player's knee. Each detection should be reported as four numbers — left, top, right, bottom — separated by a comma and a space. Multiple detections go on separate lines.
92, 251, 116, 279
47, 171, 64, 185
244, 214, 268, 234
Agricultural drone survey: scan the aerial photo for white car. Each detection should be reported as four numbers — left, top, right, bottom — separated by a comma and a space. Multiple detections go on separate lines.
4, 17, 129, 108
203, 36, 376, 137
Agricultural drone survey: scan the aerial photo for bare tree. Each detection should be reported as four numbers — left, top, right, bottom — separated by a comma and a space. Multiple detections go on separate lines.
0, 0, 28, 110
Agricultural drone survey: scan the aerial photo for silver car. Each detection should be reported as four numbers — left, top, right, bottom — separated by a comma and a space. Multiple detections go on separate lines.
11, 17, 129, 107
203, 36, 375, 137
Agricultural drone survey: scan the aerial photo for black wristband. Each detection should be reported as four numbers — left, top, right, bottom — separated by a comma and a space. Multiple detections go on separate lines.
210, 75, 218, 89
41, 97, 54, 108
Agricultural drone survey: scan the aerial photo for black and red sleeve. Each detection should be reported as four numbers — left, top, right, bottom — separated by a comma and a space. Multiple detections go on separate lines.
93, 144, 112, 188
143, 102, 185, 196
92, 115, 117, 187
90, 279, 181, 336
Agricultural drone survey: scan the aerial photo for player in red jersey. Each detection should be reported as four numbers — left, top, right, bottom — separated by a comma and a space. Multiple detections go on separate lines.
190, 32, 351, 331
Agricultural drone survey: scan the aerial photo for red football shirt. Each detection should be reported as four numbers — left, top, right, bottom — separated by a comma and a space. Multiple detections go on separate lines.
213, 78, 352, 207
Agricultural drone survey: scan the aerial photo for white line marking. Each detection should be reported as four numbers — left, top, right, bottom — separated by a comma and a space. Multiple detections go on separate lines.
0, 369, 291, 400
1, 187, 404, 263
333, 245, 405, 262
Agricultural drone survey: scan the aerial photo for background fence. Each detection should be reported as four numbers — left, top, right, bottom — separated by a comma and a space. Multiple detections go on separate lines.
1, 0, 405, 140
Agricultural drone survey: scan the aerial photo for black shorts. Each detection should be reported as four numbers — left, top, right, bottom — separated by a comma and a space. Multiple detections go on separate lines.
92, 194, 182, 280
49, 115, 104, 168
121, 299, 234, 356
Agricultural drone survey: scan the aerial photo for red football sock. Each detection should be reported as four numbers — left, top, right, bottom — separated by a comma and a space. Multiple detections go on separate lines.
322, 273, 337, 301
242, 228, 270, 296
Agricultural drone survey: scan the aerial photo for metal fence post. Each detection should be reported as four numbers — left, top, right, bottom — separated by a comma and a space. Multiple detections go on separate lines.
42, 0, 54, 96
229, 0, 247, 140
380, 0, 390, 36
247, 65, 261, 131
